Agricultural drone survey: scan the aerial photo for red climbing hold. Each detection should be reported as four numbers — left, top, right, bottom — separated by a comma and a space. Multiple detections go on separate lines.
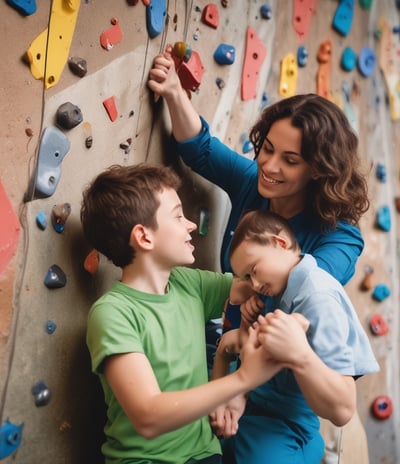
100, 18, 123, 51
241, 27, 267, 101
103, 96, 118, 122
173, 50, 204, 92
369, 313, 389, 336
371, 395, 393, 420
202, 3, 219, 29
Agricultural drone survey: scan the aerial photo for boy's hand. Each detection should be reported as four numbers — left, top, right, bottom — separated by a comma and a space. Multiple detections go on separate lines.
209, 394, 247, 438
257, 310, 311, 368
237, 325, 282, 389
229, 278, 256, 305
240, 294, 265, 328
216, 329, 241, 358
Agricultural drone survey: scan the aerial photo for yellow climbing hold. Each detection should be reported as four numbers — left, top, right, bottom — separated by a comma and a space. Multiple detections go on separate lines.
26, 0, 80, 89
278, 53, 298, 98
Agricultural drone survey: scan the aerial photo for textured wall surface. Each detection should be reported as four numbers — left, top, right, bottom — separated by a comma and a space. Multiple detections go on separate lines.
0, 1, 399, 463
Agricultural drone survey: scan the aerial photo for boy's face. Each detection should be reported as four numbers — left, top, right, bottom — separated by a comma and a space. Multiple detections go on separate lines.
230, 239, 292, 297
152, 188, 197, 267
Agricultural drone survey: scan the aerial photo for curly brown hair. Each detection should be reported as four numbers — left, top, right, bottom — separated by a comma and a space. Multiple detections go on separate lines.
81, 163, 181, 267
249, 94, 369, 229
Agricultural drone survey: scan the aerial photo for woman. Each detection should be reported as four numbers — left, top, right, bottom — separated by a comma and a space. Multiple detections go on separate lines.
148, 46, 369, 284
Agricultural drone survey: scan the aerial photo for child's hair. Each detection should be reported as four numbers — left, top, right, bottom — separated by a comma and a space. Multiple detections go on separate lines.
229, 210, 300, 259
249, 94, 369, 228
80, 163, 181, 267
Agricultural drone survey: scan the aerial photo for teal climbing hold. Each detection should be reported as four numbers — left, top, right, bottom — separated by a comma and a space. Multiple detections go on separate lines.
341, 47, 357, 71
6, 0, 36, 15
332, 0, 354, 36
0, 420, 24, 459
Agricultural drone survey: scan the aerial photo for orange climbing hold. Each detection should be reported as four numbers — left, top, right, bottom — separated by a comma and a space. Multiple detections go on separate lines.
100, 18, 123, 51
241, 27, 267, 101
316, 39, 333, 101
84, 249, 100, 274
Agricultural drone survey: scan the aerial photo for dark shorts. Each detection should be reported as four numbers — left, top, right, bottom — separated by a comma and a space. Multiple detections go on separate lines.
186, 454, 221, 464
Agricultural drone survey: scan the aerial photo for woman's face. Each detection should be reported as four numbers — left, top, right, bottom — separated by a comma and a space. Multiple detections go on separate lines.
257, 118, 314, 202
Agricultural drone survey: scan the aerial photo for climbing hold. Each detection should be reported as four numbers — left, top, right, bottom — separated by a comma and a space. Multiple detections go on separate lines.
45, 320, 57, 334
332, 0, 354, 36
213, 44, 235, 65
0, 180, 21, 275
83, 121, 93, 149
34, 126, 70, 198
378, 18, 400, 120
6, 0, 37, 15
146, 0, 166, 38
84, 249, 100, 274
360, 265, 374, 291
44, 264, 67, 289
341, 46, 357, 71
119, 138, 132, 155
173, 50, 204, 92
371, 395, 393, 420
36, 211, 48, 230
297, 45, 308, 67
51, 203, 71, 233
215, 77, 225, 89
202, 3, 219, 29
372, 283, 390, 302
357, 47, 375, 77
242, 140, 254, 154
241, 27, 267, 101
292, 0, 317, 42
56, 102, 83, 130
199, 208, 209, 236
369, 314, 388, 336
279, 53, 298, 97
395, 197, 400, 213
359, 0, 372, 10
100, 18, 122, 50
316, 39, 333, 100
0, 420, 24, 459
260, 92, 269, 110
68, 56, 87, 77
25, 0, 80, 89
103, 96, 118, 122
376, 163, 387, 182
260, 4, 272, 19
173, 42, 192, 62
376, 205, 391, 231
32, 381, 52, 407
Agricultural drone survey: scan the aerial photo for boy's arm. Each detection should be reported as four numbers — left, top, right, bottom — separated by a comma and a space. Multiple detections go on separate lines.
105, 326, 281, 439
257, 311, 356, 426
147, 44, 202, 142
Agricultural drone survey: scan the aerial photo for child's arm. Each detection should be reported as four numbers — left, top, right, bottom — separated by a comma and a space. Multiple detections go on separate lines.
257, 310, 356, 426
147, 44, 202, 142
105, 325, 281, 439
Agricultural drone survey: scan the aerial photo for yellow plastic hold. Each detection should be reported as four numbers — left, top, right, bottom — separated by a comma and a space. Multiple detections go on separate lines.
26, 0, 81, 89
278, 53, 298, 98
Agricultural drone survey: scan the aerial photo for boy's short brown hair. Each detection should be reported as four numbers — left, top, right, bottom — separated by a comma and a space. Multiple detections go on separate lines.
81, 163, 181, 267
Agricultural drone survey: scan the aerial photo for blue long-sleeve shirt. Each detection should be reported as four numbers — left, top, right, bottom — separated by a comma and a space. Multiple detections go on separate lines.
176, 117, 364, 285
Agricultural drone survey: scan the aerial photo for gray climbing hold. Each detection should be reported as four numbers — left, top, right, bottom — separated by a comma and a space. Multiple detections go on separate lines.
56, 102, 83, 130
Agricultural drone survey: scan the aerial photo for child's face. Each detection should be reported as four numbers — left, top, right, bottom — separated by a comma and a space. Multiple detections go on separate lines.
230, 239, 293, 297
152, 188, 197, 267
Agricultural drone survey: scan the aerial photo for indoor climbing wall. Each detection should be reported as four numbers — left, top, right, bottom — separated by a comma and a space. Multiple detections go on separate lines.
0, 1, 399, 463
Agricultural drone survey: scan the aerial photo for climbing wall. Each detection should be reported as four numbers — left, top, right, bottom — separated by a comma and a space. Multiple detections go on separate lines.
0, 1, 399, 463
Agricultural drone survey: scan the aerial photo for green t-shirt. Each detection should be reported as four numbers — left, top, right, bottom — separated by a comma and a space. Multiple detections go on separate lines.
87, 267, 232, 464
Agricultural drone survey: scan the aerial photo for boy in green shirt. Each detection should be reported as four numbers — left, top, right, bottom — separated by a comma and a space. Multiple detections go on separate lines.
81, 163, 281, 464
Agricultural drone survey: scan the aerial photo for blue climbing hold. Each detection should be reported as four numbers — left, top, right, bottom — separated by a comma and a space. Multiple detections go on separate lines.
146, 0, 166, 38
376, 163, 387, 182
297, 46, 308, 67
0, 420, 24, 459
372, 284, 391, 302
45, 320, 57, 334
376, 205, 391, 231
36, 211, 48, 230
260, 4, 272, 19
341, 47, 357, 71
214, 44, 235, 65
32, 380, 52, 407
358, 47, 376, 77
332, 0, 354, 36
6, 0, 36, 15
44, 264, 67, 289
242, 140, 254, 154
